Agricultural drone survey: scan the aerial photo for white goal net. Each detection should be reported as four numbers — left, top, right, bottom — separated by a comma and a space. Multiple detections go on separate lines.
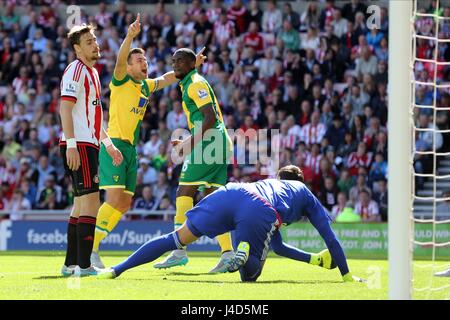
411, 0, 450, 300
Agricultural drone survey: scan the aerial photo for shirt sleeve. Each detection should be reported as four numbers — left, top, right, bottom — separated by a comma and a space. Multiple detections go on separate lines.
60, 64, 82, 103
145, 78, 159, 93
187, 81, 214, 109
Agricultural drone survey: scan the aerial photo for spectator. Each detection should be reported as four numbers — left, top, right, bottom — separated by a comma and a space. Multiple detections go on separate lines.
355, 46, 378, 80
349, 173, 371, 205
133, 185, 156, 211
282, 2, 300, 30
331, 191, 348, 221
36, 155, 56, 191
347, 141, 372, 177
373, 178, 388, 222
262, 0, 282, 34
228, 0, 248, 35
300, 2, 320, 31
337, 168, 353, 195
143, 130, 162, 160
319, 176, 339, 211
207, 0, 224, 24
341, 0, 367, 23
332, 9, 348, 38
6, 189, 31, 221
137, 158, 158, 186
1, 134, 21, 162
243, 21, 265, 55
354, 189, 380, 222
278, 20, 300, 52
369, 152, 388, 188
300, 111, 327, 147
152, 172, 170, 210
325, 114, 348, 150
35, 175, 62, 210
166, 101, 188, 131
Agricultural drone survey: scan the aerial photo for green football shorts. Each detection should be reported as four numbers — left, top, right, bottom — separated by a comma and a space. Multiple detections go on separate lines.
99, 138, 137, 195
179, 131, 231, 188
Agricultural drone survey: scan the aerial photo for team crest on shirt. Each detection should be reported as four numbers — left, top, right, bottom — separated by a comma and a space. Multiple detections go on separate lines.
113, 175, 119, 182
197, 89, 208, 99
93, 175, 99, 184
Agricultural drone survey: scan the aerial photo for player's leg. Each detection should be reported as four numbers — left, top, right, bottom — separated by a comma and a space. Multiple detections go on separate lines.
61, 197, 80, 276
61, 144, 100, 276
153, 184, 197, 269
72, 145, 102, 275
92, 140, 133, 267
92, 188, 132, 267
76, 191, 101, 275
434, 267, 450, 277
229, 199, 279, 282
98, 223, 199, 279
239, 256, 265, 282
204, 186, 235, 273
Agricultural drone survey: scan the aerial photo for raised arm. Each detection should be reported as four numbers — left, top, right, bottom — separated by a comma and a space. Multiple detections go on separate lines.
114, 13, 141, 81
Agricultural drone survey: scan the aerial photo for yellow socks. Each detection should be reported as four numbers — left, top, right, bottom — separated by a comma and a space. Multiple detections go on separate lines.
174, 196, 194, 230
93, 203, 122, 252
216, 232, 233, 253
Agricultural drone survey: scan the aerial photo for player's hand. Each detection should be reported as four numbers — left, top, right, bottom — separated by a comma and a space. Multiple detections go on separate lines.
106, 145, 123, 166
127, 13, 141, 39
170, 139, 183, 147
342, 273, 366, 283
66, 148, 81, 171
195, 47, 207, 68
173, 139, 191, 158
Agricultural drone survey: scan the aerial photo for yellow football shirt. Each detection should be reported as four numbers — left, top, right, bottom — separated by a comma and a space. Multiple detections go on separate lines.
108, 74, 157, 145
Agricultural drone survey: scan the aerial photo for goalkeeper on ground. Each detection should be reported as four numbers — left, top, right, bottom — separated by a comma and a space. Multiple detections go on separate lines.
99, 165, 363, 282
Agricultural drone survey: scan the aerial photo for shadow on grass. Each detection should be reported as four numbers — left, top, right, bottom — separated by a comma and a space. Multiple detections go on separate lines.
162, 278, 343, 285
33, 275, 71, 280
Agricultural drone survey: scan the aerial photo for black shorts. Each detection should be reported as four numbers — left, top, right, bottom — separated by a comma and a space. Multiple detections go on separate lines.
60, 143, 99, 197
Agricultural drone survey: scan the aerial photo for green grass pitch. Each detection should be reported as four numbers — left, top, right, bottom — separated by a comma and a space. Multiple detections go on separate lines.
0, 251, 448, 300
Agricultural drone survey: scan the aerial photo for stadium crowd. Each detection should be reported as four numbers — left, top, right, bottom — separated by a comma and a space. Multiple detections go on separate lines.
0, 0, 449, 222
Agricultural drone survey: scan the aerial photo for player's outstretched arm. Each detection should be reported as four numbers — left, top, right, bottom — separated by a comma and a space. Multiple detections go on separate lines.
306, 191, 364, 282
114, 13, 141, 81
60, 100, 80, 171
270, 230, 312, 263
150, 47, 207, 90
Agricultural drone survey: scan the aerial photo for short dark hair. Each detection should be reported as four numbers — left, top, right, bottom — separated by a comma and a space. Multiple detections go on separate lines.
127, 48, 145, 64
174, 48, 196, 63
277, 165, 304, 183
67, 24, 95, 51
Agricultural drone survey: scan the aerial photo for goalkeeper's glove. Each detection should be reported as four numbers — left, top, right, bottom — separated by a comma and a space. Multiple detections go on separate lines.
342, 272, 366, 283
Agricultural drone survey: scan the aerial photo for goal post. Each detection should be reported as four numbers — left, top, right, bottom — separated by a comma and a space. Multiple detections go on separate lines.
388, 0, 413, 300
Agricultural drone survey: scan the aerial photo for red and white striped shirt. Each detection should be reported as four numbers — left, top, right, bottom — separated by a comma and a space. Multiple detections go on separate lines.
304, 152, 322, 175
272, 133, 295, 155
59, 59, 103, 147
347, 151, 373, 176
213, 20, 235, 45
300, 123, 326, 146
354, 200, 379, 220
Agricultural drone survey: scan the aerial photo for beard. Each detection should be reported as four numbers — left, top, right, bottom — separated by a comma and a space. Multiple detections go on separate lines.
91, 52, 101, 61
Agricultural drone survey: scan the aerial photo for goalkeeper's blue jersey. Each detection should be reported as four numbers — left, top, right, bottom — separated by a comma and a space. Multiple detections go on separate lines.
236, 179, 330, 226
